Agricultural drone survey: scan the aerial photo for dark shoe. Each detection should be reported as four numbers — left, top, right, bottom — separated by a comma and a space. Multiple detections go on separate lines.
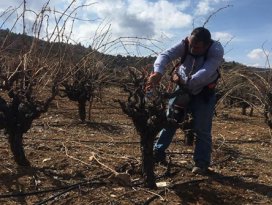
192, 166, 208, 175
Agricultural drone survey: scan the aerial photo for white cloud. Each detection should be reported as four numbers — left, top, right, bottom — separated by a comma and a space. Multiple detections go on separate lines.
3, 0, 230, 42
212, 31, 234, 44
194, 0, 229, 16
0, 0, 82, 33
0, 0, 236, 56
246, 48, 272, 68
247, 48, 267, 60
247, 63, 261, 67
85, 0, 192, 39
128, 0, 192, 29
194, 0, 213, 16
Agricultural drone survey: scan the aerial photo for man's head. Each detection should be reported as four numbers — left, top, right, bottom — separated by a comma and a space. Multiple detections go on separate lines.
188, 27, 212, 56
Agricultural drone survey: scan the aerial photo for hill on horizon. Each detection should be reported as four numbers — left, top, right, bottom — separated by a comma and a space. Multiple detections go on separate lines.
0, 28, 269, 73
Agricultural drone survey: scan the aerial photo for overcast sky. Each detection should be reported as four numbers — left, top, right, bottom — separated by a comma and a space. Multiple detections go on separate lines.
0, 0, 271, 68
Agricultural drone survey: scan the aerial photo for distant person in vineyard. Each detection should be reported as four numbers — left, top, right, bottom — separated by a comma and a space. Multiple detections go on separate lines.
147, 27, 224, 174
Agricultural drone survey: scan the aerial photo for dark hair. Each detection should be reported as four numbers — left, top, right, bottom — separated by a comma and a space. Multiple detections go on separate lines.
191, 27, 211, 45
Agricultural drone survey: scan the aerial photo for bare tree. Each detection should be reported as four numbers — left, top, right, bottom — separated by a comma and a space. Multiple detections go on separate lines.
117, 67, 187, 188
59, 55, 111, 122
0, 54, 60, 166
117, 68, 164, 188
0, 0, 92, 165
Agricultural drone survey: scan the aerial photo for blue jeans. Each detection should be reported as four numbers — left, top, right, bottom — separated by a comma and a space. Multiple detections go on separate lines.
154, 90, 216, 167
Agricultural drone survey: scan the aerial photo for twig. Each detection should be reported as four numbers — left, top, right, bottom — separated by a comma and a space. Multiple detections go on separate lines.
62, 142, 91, 166
89, 152, 132, 187
142, 188, 171, 205
136, 187, 165, 201
89, 151, 118, 175
261, 41, 271, 68
0, 165, 13, 173
203, 5, 233, 27
214, 133, 226, 151
70, 140, 135, 161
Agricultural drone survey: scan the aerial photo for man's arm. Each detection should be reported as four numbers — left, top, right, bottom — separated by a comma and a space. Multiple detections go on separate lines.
147, 40, 187, 89
153, 40, 187, 74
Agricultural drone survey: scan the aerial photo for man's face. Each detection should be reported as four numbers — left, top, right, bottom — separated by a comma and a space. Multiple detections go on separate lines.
188, 35, 209, 56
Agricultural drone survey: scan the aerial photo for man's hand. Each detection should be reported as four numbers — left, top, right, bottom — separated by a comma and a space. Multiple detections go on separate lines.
171, 73, 180, 83
171, 72, 187, 85
146, 72, 162, 90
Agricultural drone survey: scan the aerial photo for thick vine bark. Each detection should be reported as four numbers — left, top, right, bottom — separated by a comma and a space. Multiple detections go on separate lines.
119, 106, 164, 188
7, 129, 30, 166
140, 130, 157, 188
0, 89, 55, 166
78, 98, 87, 122
61, 82, 93, 122
118, 69, 171, 188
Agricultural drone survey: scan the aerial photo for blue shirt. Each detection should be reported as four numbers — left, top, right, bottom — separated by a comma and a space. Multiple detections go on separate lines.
154, 38, 224, 94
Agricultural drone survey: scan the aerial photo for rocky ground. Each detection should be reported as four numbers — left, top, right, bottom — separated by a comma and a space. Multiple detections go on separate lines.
0, 87, 271, 205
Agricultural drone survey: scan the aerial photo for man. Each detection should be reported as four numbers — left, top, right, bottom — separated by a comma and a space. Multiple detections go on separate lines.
147, 27, 224, 174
